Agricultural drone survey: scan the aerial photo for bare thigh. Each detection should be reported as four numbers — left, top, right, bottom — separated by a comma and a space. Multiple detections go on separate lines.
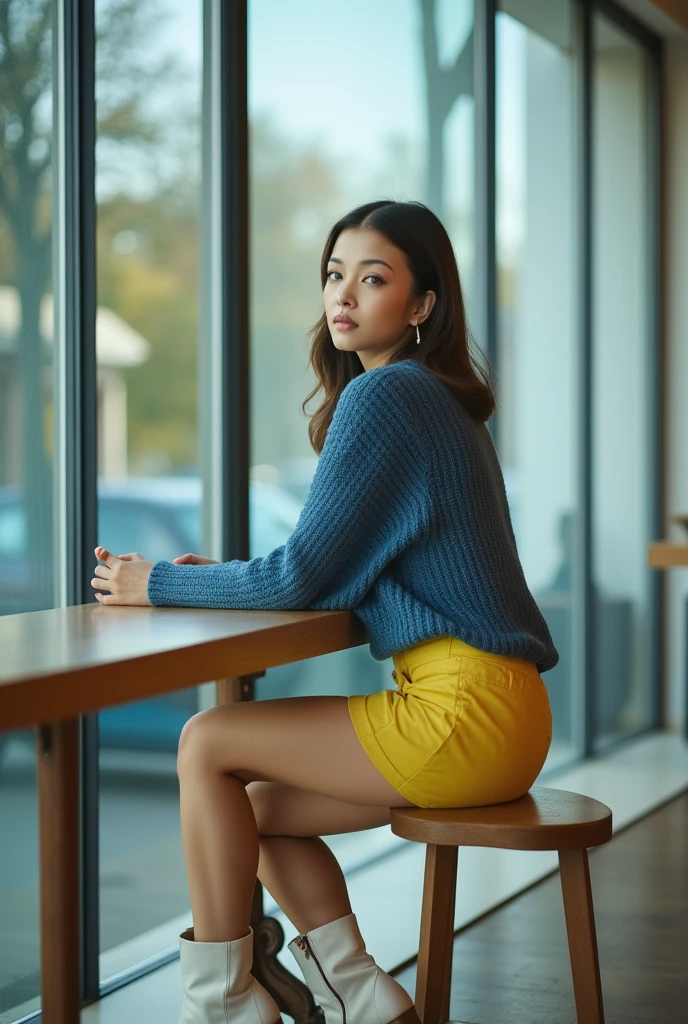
247, 780, 395, 837
177, 695, 417, 811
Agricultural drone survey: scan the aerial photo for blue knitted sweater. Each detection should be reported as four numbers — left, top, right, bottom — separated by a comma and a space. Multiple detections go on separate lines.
147, 359, 559, 672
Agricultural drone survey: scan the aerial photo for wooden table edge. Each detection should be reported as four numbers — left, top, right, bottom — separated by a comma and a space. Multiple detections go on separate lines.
0, 609, 369, 732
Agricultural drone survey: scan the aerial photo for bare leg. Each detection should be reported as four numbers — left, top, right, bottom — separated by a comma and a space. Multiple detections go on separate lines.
259, 836, 351, 935
176, 695, 415, 943
178, 762, 259, 941
249, 782, 394, 935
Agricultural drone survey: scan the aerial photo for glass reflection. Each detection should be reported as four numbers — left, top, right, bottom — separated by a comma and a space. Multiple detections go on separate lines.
248, 0, 475, 871
592, 14, 653, 743
496, 0, 579, 766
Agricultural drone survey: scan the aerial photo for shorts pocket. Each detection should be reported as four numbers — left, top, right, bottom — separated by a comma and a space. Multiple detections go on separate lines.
459, 654, 550, 707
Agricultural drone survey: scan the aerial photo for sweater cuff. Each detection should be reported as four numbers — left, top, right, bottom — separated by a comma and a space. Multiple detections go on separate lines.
147, 560, 194, 607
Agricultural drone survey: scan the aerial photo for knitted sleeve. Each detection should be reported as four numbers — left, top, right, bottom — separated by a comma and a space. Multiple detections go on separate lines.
146, 366, 430, 610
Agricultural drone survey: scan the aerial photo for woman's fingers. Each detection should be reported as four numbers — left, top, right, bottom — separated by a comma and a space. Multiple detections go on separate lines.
94, 546, 116, 565
95, 546, 146, 563
173, 553, 220, 565
90, 548, 153, 607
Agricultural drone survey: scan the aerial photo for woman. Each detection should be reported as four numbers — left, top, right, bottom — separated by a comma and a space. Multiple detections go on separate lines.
92, 199, 558, 1024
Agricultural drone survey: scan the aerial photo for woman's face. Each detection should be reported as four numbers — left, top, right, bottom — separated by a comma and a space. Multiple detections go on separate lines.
324, 227, 435, 371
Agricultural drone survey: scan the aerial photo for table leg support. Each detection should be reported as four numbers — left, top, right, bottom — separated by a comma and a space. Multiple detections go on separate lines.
217, 675, 324, 1024
250, 882, 325, 1024
37, 718, 81, 1024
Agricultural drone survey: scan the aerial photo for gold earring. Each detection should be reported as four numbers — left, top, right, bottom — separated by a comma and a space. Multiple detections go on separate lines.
416, 324, 421, 346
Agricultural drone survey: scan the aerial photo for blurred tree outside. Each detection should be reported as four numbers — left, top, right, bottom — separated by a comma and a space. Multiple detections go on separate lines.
97, 189, 200, 475
418, 0, 473, 222
0, 0, 475, 597
249, 110, 344, 471
0, 0, 53, 600
0, 0, 189, 601
250, 0, 475, 472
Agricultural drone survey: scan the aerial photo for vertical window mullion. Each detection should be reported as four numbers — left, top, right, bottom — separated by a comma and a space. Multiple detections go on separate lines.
474, 0, 497, 442
646, 38, 664, 731
224, 0, 250, 564
576, 0, 595, 758
200, 0, 250, 568
53, 0, 99, 1002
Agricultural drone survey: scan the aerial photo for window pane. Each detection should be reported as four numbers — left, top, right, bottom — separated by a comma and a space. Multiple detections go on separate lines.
0, 1, 54, 1016
496, 0, 580, 766
0, 734, 40, 1021
592, 15, 654, 742
248, 0, 475, 871
94, 0, 202, 982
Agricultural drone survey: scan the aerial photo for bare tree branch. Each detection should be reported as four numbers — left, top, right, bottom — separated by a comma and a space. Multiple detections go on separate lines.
0, 2, 11, 48
419, 0, 440, 101
449, 27, 474, 98
0, 168, 10, 221
417, 0, 474, 216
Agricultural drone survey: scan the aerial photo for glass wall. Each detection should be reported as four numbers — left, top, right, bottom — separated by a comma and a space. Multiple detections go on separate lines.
94, 0, 203, 981
0, 2, 662, 1018
0, 1, 54, 1018
247, 0, 475, 864
496, 0, 580, 765
592, 14, 654, 743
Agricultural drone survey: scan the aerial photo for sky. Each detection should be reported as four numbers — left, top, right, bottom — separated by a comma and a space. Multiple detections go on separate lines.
96, 0, 528, 248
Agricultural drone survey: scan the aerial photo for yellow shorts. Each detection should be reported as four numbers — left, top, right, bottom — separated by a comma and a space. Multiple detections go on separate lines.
347, 634, 552, 809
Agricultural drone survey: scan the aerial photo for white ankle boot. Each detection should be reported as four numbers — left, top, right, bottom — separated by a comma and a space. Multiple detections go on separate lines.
287, 913, 419, 1024
178, 926, 283, 1023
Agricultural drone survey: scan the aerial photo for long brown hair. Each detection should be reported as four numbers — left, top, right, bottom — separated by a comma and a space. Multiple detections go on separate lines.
302, 199, 496, 454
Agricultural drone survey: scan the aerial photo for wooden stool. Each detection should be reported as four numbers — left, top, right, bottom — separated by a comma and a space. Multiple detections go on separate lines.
390, 787, 613, 1024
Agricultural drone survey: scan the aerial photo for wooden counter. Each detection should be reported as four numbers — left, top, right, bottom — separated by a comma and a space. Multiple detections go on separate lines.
0, 604, 369, 1023
647, 542, 688, 569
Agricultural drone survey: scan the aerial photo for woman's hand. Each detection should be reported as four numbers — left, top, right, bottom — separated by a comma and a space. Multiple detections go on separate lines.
172, 553, 220, 565
92, 546, 154, 606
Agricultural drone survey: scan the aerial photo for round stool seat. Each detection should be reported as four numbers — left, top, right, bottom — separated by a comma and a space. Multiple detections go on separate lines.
390, 786, 612, 851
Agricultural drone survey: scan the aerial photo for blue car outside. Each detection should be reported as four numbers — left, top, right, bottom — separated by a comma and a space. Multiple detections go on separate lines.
0, 478, 303, 756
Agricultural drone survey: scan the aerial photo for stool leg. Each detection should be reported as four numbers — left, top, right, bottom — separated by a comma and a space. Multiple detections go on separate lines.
415, 844, 458, 1024
558, 848, 605, 1024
